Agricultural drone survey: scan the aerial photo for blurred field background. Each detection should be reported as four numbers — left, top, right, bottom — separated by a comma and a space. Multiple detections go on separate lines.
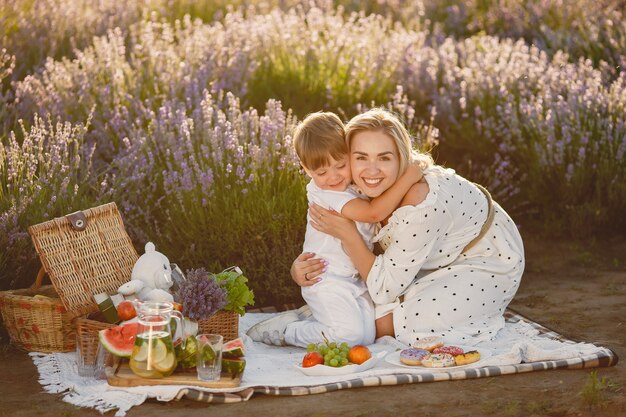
1, 0, 625, 307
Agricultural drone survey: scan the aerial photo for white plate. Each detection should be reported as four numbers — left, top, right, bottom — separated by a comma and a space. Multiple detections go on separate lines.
295, 351, 387, 376
385, 346, 491, 371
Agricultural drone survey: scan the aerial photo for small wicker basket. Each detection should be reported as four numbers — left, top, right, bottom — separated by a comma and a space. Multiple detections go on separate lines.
75, 315, 116, 365
0, 268, 76, 352
197, 310, 239, 342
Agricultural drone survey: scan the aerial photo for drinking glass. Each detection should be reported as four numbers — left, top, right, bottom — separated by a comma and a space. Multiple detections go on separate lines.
94, 341, 114, 380
76, 334, 95, 377
196, 334, 223, 381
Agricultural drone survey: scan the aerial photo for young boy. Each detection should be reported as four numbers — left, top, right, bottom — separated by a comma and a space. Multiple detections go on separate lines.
247, 112, 422, 347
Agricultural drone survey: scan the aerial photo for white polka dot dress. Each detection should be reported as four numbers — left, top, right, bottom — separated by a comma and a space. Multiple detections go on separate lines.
367, 165, 525, 346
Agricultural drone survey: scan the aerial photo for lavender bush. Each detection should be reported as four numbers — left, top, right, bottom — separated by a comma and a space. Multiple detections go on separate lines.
3, 0, 624, 87
399, 35, 626, 232
1, 2, 625, 299
13, 6, 425, 153
104, 91, 306, 305
175, 268, 227, 320
504, 74, 626, 234
0, 0, 253, 85
13, 15, 258, 161
1, 0, 146, 84
0, 50, 15, 137
0, 115, 100, 289
422, 0, 626, 80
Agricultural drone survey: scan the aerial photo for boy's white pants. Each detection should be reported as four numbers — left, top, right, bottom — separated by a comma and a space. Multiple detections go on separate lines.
284, 274, 376, 347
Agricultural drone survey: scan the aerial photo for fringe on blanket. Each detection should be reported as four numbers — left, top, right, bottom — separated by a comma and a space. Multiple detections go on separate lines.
30, 352, 67, 394
30, 352, 146, 417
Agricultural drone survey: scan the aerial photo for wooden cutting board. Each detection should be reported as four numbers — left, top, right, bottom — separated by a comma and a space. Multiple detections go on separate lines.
106, 361, 241, 388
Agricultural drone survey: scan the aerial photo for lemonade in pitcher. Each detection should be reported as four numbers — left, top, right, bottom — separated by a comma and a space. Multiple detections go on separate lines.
129, 330, 177, 378
129, 302, 185, 378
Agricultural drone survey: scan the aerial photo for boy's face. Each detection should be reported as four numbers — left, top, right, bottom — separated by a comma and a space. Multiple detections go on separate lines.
304, 156, 352, 192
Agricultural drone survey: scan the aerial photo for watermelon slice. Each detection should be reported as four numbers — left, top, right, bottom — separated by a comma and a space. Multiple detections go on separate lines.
99, 322, 140, 357
175, 335, 198, 369
223, 337, 245, 358
221, 357, 246, 377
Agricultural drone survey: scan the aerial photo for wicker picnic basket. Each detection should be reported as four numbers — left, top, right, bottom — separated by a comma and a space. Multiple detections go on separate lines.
197, 310, 239, 341
0, 268, 76, 352
27, 202, 139, 363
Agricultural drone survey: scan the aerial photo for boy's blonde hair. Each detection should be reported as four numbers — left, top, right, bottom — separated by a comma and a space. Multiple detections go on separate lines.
345, 108, 433, 175
292, 112, 347, 171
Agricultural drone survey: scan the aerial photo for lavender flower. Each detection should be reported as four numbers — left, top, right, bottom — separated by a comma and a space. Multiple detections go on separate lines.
176, 268, 227, 320
3, 1, 626, 296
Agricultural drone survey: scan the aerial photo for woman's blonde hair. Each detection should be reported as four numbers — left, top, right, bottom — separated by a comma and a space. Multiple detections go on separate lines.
292, 112, 347, 171
345, 108, 432, 175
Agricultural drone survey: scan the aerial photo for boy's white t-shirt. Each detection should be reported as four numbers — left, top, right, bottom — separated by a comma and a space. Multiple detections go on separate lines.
303, 180, 375, 277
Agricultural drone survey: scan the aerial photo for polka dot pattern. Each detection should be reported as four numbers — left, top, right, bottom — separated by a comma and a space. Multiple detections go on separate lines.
368, 166, 525, 345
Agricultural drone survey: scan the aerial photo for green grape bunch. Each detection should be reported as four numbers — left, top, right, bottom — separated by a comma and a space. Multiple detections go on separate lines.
306, 340, 351, 367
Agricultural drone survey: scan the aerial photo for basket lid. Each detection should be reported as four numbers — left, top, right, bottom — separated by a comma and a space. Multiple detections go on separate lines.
28, 202, 139, 316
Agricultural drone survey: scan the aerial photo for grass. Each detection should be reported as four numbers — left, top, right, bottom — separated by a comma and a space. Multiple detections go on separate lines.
579, 371, 621, 409
480, 399, 523, 416
480, 400, 499, 414
503, 400, 520, 416
524, 399, 552, 416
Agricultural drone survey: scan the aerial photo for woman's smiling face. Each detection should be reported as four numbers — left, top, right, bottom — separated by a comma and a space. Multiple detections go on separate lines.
350, 130, 400, 198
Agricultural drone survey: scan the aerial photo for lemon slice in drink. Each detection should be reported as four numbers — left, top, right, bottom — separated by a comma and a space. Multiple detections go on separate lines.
135, 339, 167, 363
149, 339, 168, 364
129, 359, 155, 378
153, 352, 176, 373
133, 342, 149, 362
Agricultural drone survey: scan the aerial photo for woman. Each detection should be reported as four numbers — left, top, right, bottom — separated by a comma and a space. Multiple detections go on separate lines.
293, 108, 524, 346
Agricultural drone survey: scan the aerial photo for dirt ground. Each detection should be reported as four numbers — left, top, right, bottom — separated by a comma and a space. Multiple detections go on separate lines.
1, 234, 625, 417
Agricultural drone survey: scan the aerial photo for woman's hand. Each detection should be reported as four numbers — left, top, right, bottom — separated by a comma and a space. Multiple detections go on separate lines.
309, 203, 360, 241
310, 203, 377, 281
290, 252, 326, 287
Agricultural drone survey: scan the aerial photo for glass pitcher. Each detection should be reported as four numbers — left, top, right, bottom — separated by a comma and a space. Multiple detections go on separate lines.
129, 302, 185, 378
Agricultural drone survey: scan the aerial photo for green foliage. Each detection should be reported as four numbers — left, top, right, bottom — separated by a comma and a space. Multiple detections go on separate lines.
214, 267, 255, 316
403, 35, 626, 236
247, 44, 394, 117
151, 0, 250, 23
245, 8, 422, 118
579, 370, 620, 408
142, 166, 308, 307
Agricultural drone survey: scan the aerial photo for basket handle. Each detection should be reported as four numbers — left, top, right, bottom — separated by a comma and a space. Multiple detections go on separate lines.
30, 266, 47, 291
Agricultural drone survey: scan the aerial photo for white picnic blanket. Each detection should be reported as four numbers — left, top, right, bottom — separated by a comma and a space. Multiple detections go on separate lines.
30, 312, 613, 416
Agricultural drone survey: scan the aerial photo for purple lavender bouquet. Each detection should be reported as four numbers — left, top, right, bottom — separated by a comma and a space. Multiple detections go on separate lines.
175, 268, 227, 320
